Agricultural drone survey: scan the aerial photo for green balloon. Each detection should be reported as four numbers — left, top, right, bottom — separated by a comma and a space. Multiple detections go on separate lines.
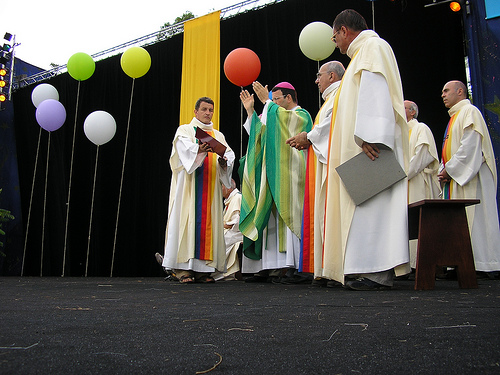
67, 52, 95, 81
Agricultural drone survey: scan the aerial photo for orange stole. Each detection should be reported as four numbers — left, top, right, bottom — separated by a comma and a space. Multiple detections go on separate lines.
299, 103, 328, 273
195, 133, 217, 260
299, 146, 317, 272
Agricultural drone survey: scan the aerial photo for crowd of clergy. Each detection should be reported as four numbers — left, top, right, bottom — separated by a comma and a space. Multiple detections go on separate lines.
158, 9, 500, 290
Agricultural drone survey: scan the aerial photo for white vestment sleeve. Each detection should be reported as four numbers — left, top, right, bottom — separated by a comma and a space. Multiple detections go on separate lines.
220, 147, 235, 188
307, 108, 333, 164
354, 71, 395, 150
243, 118, 251, 135
243, 100, 271, 135
176, 136, 206, 174
445, 128, 482, 186
408, 144, 435, 180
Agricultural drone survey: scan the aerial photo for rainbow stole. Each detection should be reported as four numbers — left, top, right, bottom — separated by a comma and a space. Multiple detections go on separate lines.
441, 112, 460, 199
299, 109, 324, 273
195, 130, 218, 260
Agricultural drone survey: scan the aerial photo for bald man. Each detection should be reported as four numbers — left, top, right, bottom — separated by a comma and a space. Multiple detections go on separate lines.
439, 80, 500, 274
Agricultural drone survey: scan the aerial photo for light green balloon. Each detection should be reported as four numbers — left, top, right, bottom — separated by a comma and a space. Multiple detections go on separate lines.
299, 22, 336, 61
67, 52, 95, 81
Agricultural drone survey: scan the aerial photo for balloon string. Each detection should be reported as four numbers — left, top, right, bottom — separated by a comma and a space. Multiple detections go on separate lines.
40, 132, 51, 277
21, 127, 42, 276
85, 145, 100, 277
372, 1, 375, 31
317, 60, 321, 110
240, 86, 243, 160
62, 80, 81, 277
111, 78, 135, 277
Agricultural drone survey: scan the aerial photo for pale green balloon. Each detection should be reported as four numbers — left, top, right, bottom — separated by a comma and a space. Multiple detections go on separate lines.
67, 52, 95, 81
299, 22, 336, 61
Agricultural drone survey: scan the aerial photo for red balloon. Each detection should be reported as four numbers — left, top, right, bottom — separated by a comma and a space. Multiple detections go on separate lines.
224, 48, 261, 87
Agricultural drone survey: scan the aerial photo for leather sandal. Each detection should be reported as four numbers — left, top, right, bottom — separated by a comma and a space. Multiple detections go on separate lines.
179, 275, 195, 284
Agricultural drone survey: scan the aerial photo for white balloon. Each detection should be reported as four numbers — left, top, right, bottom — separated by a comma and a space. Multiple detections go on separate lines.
299, 22, 336, 61
31, 83, 59, 108
84, 111, 117, 146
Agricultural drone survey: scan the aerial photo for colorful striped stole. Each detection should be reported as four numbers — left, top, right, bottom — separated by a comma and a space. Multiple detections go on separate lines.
441, 112, 460, 199
240, 112, 270, 260
240, 104, 312, 259
266, 104, 312, 253
195, 132, 218, 260
299, 105, 326, 273
299, 149, 316, 272
323, 73, 346, 269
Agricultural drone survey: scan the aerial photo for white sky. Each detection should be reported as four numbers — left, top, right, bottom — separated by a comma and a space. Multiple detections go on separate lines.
5, 0, 242, 70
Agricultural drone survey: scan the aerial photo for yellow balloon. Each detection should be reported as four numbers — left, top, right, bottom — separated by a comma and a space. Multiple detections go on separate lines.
120, 47, 151, 78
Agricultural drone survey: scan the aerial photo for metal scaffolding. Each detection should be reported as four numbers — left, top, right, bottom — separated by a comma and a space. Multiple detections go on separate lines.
13, 0, 284, 90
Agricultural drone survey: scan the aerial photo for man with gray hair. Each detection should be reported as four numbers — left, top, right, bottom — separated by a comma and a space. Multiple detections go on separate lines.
405, 100, 440, 269
286, 61, 345, 286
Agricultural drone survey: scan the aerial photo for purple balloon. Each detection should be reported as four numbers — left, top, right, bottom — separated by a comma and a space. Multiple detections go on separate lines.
35, 99, 66, 132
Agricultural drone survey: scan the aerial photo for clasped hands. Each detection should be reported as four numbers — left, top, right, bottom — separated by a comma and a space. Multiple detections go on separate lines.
437, 168, 451, 183
198, 142, 227, 168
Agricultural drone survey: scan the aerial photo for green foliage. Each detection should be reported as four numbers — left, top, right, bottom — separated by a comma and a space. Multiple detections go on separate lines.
157, 11, 196, 40
0, 189, 15, 254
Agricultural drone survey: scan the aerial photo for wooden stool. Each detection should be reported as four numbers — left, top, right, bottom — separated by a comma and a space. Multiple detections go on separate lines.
408, 199, 479, 290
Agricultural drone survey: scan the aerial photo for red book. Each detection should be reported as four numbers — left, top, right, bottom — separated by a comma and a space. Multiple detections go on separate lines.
195, 127, 227, 157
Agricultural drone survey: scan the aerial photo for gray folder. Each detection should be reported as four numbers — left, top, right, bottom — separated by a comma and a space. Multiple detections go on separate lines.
335, 145, 407, 205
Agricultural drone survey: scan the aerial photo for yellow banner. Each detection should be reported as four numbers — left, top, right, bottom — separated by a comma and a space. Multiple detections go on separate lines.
180, 11, 221, 129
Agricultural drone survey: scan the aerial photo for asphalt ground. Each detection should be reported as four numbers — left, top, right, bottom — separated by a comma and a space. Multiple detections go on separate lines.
1, 277, 499, 374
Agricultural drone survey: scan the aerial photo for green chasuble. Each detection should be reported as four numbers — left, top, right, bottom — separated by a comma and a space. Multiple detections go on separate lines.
240, 102, 313, 259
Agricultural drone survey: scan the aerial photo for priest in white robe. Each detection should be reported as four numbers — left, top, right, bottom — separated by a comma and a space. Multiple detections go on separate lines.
405, 100, 441, 268
162, 97, 235, 283
286, 61, 345, 284
438, 80, 500, 273
212, 179, 243, 281
323, 9, 410, 290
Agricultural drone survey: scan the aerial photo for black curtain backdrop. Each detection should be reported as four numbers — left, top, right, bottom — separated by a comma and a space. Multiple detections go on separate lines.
12, 0, 466, 276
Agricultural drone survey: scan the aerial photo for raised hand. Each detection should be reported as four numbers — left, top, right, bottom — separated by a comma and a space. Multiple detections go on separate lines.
240, 89, 255, 116
252, 81, 269, 104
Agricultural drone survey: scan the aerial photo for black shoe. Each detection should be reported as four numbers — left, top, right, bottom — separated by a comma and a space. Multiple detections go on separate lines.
394, 274, 409, 281
476, 271, 499, 280
326, 280, 342, 288
244, 275, 268, 283
345, 277, 391, 291
311, 278, 328, 287
270, 276, 283, 284
280, 275, 311, 284
436, 268, 457, 280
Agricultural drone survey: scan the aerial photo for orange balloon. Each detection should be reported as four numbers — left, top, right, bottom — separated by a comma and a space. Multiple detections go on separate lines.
224, 48, 261, 87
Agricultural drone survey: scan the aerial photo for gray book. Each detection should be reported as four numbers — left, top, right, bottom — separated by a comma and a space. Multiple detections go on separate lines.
335, 145, 407, 205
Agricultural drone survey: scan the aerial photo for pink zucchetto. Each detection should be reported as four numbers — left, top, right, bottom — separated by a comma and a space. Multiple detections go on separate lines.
273, 82, 295, 91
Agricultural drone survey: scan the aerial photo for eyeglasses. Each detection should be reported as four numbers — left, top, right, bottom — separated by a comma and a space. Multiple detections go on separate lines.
272, 95, 287, 102
331, 29, 340, 42
316, 71, 331, 78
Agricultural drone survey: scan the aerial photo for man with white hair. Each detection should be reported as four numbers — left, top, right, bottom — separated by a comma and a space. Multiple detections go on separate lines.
405, 100, 440, 270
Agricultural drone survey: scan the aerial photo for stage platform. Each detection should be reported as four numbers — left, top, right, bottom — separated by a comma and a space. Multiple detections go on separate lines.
1, 277, 499, 374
